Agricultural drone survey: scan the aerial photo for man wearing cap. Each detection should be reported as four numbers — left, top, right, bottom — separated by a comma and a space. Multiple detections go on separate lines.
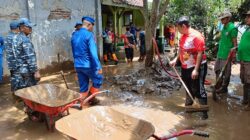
238, 11, 250, 108
74, 22, 82, 31
7, 18, 40, 91
170, 16, 208, 119
71, 16, 103, 105
5, 20, 20, 89
215, 11, 238, 93
0, 35, 4, 83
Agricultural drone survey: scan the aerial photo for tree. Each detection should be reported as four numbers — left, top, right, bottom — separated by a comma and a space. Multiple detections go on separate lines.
140, 0, 170, 67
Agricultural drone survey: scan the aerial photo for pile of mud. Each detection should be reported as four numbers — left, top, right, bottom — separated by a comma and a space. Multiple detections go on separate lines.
106, 61, 182, 96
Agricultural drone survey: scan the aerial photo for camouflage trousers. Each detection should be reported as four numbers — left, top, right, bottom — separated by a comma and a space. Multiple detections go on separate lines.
10, 71, 37, 91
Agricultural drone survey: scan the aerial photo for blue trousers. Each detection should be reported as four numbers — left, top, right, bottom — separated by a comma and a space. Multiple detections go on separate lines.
75, 68, 103, 93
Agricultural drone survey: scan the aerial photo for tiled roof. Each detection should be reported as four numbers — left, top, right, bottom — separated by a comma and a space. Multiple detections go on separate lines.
113, 0, 143, 7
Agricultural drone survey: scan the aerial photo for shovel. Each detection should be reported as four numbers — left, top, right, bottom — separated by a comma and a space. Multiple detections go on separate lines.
212, 50, 234, 101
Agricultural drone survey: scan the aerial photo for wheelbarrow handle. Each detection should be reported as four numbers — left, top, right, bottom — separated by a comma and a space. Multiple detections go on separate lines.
153, 130, 209, 140
193, 130, 209, 138
81, 90, 110, 105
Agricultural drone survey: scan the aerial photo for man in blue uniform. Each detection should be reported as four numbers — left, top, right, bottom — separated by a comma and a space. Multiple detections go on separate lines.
5, 20, 20, 89
0, 35, 4, 83
74, 22, 82, 31
71, 16, 103, 105
5, 18, 40, 91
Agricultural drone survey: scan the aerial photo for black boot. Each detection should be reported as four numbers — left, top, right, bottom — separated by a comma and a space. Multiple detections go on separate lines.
242, 84, 249, 105
199, 99, 208, 120
88, 96, 100, 105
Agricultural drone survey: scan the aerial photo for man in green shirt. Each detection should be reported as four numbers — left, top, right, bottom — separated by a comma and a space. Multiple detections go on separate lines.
214, 11, 238, 93
238, 11, 250, 108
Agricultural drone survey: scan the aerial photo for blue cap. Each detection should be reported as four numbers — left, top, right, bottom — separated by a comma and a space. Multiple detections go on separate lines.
10, 20, 20, 30
82, 16, 95, 25
75, 22, 82, 27
19, 18, 36, 28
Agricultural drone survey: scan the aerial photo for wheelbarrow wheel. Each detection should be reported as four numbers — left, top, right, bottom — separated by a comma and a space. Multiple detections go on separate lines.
25, 106, 44, 122
44, 114, 55, 132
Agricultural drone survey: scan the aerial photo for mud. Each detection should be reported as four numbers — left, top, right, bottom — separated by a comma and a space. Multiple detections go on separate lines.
15, 84, 80, 107
107, 60, 181, 95
0, 61, 250, 140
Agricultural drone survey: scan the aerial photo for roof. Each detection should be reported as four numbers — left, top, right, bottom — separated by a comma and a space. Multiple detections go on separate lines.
113, 0, 143, 7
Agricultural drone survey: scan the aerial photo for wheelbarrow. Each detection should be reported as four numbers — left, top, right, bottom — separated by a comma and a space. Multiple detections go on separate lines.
15, 84, 109, 131
55, 106, 209, 140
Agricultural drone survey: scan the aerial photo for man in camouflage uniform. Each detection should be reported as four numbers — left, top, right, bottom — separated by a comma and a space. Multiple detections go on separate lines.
0, 35, 4, 83
5, 18, 40, 91
5, 20, 20, 89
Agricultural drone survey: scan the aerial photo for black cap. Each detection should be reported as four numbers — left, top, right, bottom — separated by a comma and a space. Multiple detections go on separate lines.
176, 16, 189, 25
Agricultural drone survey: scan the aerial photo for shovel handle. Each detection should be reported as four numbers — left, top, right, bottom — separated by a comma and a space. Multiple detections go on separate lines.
60, 71, 69, 89
165, 56, 196, 103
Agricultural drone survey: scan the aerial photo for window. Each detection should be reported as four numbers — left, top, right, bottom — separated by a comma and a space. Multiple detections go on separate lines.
123, 12, 133, 26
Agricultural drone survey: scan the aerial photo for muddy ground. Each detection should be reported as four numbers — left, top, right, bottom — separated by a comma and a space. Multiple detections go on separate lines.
0, 60, 250, 140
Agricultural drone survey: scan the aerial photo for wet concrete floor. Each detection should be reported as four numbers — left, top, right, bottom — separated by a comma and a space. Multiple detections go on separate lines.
0, 61, 249, 140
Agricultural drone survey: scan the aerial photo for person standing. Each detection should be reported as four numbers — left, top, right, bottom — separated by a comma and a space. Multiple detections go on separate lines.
0, 35, 4, 83
129, 22, 139, 45
138, 28, 145, 62
170, 16, 208, 119
74, 22, 82, 31
214, 11, 238, 93
102, 27, 118, 64
238, 11, 250, 108
5, 18, 40, 91
4, 20, 20, 86
71, 16, 103, 105
120, 27, 136, 63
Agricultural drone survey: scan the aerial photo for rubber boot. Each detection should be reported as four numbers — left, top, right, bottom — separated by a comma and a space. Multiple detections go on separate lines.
185, 93, 194, 106
103, 54, 108, 63
112, 53, 118, 65
243, 84, 250, 111
242, 84, 249, 105
88, 87, 100, 105
198, 99, 208, 120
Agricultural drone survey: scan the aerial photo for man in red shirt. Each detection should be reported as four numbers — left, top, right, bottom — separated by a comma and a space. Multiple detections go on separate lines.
170, 16, 208, 119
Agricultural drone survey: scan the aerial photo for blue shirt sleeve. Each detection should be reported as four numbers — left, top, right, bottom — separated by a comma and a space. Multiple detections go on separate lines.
88, 34, 102, 70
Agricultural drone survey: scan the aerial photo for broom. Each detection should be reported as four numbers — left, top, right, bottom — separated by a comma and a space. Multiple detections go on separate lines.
166, 56, 209, 112
152, 38, 208, 112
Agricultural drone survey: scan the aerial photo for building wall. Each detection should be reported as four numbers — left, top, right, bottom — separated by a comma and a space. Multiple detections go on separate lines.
0, 0, 103, 76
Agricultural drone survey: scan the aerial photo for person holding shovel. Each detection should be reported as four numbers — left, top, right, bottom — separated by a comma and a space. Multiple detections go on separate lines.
238, 11, 250, 108
214, 11, 238, 93
170, 16, 208, 119
71, 16, 103, 105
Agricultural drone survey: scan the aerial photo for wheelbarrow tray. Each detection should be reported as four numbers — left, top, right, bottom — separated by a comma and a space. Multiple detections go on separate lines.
15, 84, 81, 115
55, 106, 155, 140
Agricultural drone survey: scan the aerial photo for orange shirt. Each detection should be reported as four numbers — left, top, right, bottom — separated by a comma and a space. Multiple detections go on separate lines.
179, 28, 206, 69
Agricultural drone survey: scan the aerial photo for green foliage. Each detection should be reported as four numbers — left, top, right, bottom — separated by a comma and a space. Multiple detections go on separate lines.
234, 0, 250, 23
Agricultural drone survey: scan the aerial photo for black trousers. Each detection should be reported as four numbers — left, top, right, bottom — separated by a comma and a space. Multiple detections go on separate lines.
181, 63, 207, 106
125, 48, 134, 61
103, 43, 114, 55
